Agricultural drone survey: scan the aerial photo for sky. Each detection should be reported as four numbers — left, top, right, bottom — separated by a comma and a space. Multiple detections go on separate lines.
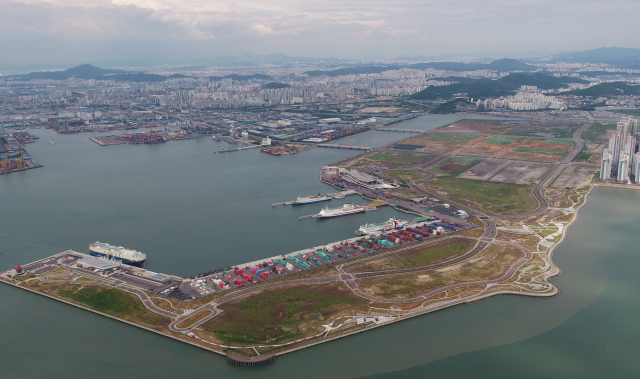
1, 0, 640, 67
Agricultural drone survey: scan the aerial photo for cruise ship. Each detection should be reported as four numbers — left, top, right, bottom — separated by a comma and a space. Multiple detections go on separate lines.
292, 194, 331, 205
355, 217, 407, 235
313, 204, 368, 219
89, 242, 147, 266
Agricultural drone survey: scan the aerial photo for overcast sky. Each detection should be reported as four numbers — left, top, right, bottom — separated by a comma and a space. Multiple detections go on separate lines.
1, 0, 639, 66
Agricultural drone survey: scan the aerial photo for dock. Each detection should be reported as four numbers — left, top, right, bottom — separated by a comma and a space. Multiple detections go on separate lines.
377, 128, 423, 133
317, 144, 371, 150
214, 145, 260, 153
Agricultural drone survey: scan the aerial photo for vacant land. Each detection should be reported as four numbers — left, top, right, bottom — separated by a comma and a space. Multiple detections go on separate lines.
419, 132, 480, 143
176, 310, 213, 329
345, 237, 475, 273
440, 119, 582, 139
197, 283, 367, 346
355, 243, 524, 299
432, 157, 483, 177
482, 136, 522, 145
363, 151, 435, 169
551, 165, 597, 189
581, 122, 616, 141
419, 177, 537, 215
36, 283, 170, 329
458, 159, 550, 184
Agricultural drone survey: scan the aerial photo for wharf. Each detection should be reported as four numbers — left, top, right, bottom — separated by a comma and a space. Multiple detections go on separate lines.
214, 145, 260, 153
317, 144, 371, 150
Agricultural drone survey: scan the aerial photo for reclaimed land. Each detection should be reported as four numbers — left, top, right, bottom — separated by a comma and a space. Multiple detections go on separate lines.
196, 282, 367, 346
345, 237, 476, 273
354, 243, 524, 299
418, 177, 538, 216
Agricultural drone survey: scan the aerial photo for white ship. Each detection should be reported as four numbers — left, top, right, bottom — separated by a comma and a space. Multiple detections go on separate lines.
355, 217, 407, 235
292, 194, 331, 205
313, 203, 368, 219
89, 242, 146, 266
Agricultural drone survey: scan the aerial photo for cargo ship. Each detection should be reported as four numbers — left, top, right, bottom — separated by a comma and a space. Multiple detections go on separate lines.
89, 242, 147, 266
143, 135, 166, 144
355, 217, 407, 235
292, 194, 331, 205
313, 203, 368, 219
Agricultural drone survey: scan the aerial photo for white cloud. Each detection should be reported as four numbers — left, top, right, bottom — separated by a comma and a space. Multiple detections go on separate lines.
0, 0, 639, 64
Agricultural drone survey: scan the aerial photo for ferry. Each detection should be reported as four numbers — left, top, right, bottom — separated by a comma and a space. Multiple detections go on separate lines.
292, 194, 331, 205
355, 217, 407, 235
314, 203, 368, 219
89, 242, 147, 267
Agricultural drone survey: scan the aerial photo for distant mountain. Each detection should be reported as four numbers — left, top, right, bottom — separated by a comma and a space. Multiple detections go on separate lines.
548, 47, 640, 68
12, 64, 124, 80
305, 59, 536, 77
8, 64, 272, 83
410, 73, 587, 101
565, 82, 640, 98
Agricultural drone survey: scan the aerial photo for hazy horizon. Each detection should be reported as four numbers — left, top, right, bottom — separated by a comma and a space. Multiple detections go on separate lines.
1, 0, 639, 67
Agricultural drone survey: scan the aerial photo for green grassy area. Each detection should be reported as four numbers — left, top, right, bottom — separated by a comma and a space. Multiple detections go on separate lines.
385, 171, 426, 181
482, 136, 521, 145
581, 122, 616, 141
503, 123, 581, 139
615, 109, 640, 116
346, 238, 474, 273
432, 157, 483, 177
419, 132, 480, 143
366, 151, 434, 169
513, 147, 567, 156
544, 139, 575, 146
574, 152, 592, 162
55, 285, 169, 328
423, 177, 537, 215
199, 283, 366, 346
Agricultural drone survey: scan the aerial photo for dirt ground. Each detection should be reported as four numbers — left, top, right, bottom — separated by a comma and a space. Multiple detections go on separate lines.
551, 165, 597, 189
458, 159, 550, 184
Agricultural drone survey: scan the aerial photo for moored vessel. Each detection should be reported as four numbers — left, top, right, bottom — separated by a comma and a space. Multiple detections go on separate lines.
89, 241, 147, 266
292, 194, 331, 205
313, 203, 368, 219
355, 217, 407, 235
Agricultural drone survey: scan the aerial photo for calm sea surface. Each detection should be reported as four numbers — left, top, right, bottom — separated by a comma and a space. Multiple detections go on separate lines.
1, 115, 638, 378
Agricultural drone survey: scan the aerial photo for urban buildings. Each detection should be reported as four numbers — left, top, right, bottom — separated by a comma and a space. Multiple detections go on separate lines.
601, 116, 639, 183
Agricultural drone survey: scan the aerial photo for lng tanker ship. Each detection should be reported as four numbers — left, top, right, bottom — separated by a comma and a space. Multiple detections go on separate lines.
89, 242, 147, 266
313, 203, 368, 219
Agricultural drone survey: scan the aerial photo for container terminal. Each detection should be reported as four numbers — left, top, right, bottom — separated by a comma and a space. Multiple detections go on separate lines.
4, 214, 472, 304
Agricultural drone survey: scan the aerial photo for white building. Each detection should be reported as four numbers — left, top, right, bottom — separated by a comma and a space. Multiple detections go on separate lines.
600, 149, 612, 181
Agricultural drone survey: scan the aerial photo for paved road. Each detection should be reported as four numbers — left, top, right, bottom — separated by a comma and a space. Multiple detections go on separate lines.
493, 120, 593, 220
343, 240, 531, 303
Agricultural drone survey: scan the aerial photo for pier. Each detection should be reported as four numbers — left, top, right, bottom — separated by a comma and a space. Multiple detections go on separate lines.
377, 128, 424, 133
213, 145, 260, 153
317, 143, 371, 150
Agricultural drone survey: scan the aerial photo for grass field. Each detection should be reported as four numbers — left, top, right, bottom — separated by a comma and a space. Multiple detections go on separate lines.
50, 284, 170, 329
482, 136, 522, 145
574, 152, 592, 162
544, 139, 575, 146
503, 123, 581, 139
198, 283, 367, 346
432, 157, 483, 177
581, 122, 616, 141
365, 151, 434, 169
176, 310, 212, 329
419, 132, 480, 143
420, 177, 537, 215
345, 237, 475, 273
615, 109, 640, 116
355, 243, 523, 299
513, 147, 567, 156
